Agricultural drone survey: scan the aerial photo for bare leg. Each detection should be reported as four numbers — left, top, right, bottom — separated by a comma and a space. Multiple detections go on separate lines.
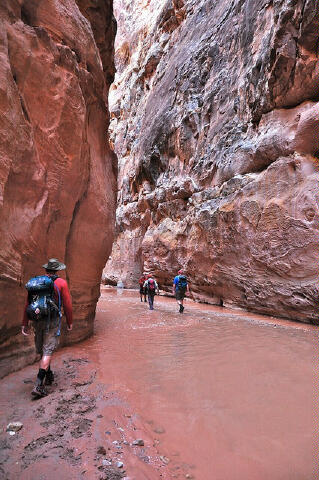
39, 354, 52, 371
148, 294, 154, 310
176, 298, 184, 313
32, 355, 52, 397
176, 297, 183, 306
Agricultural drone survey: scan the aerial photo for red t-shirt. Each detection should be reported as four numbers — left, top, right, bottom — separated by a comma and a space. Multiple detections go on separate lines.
22, 276, 73, 328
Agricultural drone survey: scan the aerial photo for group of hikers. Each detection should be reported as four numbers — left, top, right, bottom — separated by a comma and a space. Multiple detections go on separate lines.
139, 269, 190, 313
20, 258, 190, 400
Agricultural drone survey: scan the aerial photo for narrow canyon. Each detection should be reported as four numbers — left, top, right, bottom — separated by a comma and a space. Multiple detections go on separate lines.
1, 0, 318, 379
0, 1, 317, 479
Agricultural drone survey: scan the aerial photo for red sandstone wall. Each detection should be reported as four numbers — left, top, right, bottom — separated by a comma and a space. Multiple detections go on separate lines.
0, 0, 117, 377
104, 0, 319, 323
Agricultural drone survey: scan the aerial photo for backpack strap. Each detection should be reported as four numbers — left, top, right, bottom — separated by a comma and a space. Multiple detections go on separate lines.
46, 275, 56, 332
54, 283, 62, 337
46, 278, 62, 335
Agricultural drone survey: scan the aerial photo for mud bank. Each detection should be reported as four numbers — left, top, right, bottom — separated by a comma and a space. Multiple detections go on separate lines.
0, 353, 173, 480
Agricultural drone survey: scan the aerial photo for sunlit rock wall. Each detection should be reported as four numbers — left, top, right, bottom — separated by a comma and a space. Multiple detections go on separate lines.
0, 0, 117, 377
105, 0, 319, 323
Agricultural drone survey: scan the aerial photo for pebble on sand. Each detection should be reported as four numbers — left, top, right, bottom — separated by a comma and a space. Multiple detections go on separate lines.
97, 446, 107, 455
160, 455, 170, 464
6, 422, 23, 433
132, 439, 144, 446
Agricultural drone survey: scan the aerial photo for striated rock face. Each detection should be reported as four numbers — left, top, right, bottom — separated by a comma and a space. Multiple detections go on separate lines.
0, 0, 117, 377
105, 0, 319, 323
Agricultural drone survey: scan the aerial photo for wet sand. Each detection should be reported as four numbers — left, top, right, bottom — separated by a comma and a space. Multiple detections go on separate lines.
0, 289, 317, 479
0, 352, 175, 480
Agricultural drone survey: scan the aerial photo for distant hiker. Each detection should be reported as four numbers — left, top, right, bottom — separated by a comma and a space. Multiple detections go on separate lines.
173, 269, 189, 313
22, 258, 73, 398
143, 274, 159, 310
138, 272, 147, 302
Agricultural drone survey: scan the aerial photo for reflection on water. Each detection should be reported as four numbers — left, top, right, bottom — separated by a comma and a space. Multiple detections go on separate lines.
81, 289, 316, 480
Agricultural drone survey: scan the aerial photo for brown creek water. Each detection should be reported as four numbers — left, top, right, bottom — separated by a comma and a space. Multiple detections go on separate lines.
90, 288, 316, 480
0, 288, 316, 480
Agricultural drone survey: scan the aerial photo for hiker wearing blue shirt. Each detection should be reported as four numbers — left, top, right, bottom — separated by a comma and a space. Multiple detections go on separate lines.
173, 269, 189, 313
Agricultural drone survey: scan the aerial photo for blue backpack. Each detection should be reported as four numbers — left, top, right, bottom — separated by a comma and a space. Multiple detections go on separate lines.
178, 275, 188, 292
25, 275, 60, 321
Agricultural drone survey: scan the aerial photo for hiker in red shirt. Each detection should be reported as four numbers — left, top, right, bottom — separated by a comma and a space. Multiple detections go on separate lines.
139, 272, 147, 302
22, 258, 73, 398
143, 274, 159, 310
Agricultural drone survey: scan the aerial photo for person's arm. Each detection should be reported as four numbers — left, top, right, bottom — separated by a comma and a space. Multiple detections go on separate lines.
173, 277, 176, 295
58, 280, 73, 330
21, 298, 30, 335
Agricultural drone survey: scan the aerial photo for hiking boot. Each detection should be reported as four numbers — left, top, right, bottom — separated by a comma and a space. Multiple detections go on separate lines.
44, 369, 54, 386
179, 304, 184, 313
31, 384, 48, 398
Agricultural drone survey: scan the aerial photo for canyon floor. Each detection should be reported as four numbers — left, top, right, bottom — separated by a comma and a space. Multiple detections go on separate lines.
0, 288, 316, 480
0, 348, 172, 479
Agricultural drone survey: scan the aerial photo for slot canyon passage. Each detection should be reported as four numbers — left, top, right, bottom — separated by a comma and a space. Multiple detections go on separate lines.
0, 1, 318, 480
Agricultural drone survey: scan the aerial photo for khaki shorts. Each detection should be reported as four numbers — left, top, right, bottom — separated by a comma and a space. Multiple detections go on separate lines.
176, 290, 186, 301
33, 319, 60, 356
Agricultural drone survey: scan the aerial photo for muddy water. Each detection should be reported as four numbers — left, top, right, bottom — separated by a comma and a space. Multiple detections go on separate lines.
76, 288, 317, 480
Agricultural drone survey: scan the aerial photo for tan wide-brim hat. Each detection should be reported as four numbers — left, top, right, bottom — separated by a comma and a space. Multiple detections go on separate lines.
42, 258, 66, 270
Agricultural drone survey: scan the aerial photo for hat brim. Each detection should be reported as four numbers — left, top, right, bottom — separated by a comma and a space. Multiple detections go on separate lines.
42, 262, 66, 270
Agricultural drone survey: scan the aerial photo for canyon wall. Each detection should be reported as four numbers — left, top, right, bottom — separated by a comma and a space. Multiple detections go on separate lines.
0, 0, 117, 377
104, 0, 319, 323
